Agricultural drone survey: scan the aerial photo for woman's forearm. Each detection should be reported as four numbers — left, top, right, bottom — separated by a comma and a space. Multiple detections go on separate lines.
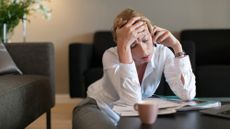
117, 43, 133, 64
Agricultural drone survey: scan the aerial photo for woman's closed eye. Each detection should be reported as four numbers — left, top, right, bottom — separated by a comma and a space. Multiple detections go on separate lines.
142, 37, 150, 43
130, 42, 137, 48
142, 39, 148, 43
131, 38, 149, 48
141, 35, 150, 43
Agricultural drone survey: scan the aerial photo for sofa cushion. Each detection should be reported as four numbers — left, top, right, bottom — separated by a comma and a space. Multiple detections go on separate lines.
0, 43, 22, 75
0, 74, 53, 128
196, 65, 230, 97
92, 31, 116, 67
181, 29, 230, 66
84, 68, 103, 88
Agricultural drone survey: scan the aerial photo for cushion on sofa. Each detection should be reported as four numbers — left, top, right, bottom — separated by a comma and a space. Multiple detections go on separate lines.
92, 31, 116, 67
84, 68, 103, 88
196, 65, 230, 97
0, 43, 22, 75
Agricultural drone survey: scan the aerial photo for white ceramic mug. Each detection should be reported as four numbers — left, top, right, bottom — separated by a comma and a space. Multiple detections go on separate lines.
134, 100, 158, 124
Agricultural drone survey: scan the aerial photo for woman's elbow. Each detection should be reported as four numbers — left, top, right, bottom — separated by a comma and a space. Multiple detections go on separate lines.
181, 86, 196, 101
182, 75, 196, 100
182, 92, 196, 101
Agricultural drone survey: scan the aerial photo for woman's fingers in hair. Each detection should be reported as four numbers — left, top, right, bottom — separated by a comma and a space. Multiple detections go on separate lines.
138, 29, 148, 39
121, 16, 146, 32
126, 17, 141, 27
157, 31, 170, 43
135, 23, 147, 33
151, 26, 157, 36
151, 26, 166, 43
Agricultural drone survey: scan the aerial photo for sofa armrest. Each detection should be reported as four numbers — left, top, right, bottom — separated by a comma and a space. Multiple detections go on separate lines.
5, 42, 55, 87
69, 43, 93, 97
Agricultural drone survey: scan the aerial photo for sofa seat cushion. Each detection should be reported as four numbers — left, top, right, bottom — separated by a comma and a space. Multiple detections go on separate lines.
0, 75, 47, 95
0, 74, 54, 129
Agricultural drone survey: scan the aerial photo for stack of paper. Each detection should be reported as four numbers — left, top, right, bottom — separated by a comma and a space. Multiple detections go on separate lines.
176, 98, 221, 111
112, 97, 221, 116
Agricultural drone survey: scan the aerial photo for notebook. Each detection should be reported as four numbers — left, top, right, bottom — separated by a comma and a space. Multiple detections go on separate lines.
200, 104, 230, 119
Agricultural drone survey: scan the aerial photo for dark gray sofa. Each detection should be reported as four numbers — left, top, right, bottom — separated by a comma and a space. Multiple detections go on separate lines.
180, 29, 230, 97
69, 30, 230, 98
0, 43, 55, 129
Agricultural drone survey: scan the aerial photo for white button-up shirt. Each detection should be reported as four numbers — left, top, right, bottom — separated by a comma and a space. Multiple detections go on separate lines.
87, 44, 196, 125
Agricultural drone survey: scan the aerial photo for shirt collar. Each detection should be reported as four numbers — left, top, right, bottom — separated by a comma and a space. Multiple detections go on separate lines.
143, 46, 156, 79
150, 46, 156, 69
150, 55, 156, 68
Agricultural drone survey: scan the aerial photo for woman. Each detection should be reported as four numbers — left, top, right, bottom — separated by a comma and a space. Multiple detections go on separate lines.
73, 8, 196, 129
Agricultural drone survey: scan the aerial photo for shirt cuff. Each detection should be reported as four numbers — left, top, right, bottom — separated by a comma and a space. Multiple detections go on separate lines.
174, 55, 192, 72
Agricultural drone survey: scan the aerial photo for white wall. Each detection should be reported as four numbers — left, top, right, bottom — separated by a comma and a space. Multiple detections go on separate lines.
10, 0, 230, 94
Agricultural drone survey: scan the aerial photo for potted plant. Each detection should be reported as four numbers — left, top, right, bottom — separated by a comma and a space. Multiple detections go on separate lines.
0, 0, 51, 43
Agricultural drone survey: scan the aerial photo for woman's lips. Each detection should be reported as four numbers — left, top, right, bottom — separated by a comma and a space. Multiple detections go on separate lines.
142, 55, 150, 61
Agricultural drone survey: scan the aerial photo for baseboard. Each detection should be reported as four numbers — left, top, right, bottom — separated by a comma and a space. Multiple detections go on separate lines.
55, 94, 82, 104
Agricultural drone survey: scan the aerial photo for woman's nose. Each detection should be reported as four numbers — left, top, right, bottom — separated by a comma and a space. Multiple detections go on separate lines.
138, 43, 148, 55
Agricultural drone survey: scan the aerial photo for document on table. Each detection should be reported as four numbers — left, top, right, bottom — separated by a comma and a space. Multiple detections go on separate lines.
112, 97, 221, 116
112, 98, 184, 116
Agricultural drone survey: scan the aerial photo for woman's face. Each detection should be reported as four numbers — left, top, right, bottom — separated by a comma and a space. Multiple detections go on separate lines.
131, 25, 154, 65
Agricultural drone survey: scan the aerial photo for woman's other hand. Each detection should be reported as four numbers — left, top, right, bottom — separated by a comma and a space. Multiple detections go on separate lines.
151, 26, 183, 54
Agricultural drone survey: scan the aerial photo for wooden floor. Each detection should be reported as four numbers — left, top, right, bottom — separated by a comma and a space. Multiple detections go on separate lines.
26, 95, 82, 129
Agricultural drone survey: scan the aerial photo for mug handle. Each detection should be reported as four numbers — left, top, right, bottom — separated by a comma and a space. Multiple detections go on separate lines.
134, 103, 138, 111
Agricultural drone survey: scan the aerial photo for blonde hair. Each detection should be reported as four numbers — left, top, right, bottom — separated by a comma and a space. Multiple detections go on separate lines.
112, 8, 154, 42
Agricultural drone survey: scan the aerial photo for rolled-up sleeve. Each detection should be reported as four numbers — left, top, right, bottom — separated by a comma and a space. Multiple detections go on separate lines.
164, 50, 196, 100
103, 49, 141, 105
118, 63, 141, 104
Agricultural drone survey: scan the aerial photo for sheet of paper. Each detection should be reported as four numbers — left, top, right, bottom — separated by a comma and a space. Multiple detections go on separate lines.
112, 98, 183, 116
113, 105, 138, 116
145, 98, 184, 109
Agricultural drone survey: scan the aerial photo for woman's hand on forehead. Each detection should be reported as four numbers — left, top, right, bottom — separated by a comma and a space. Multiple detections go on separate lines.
137, 25, 150, 39
116, 17, 148, 46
